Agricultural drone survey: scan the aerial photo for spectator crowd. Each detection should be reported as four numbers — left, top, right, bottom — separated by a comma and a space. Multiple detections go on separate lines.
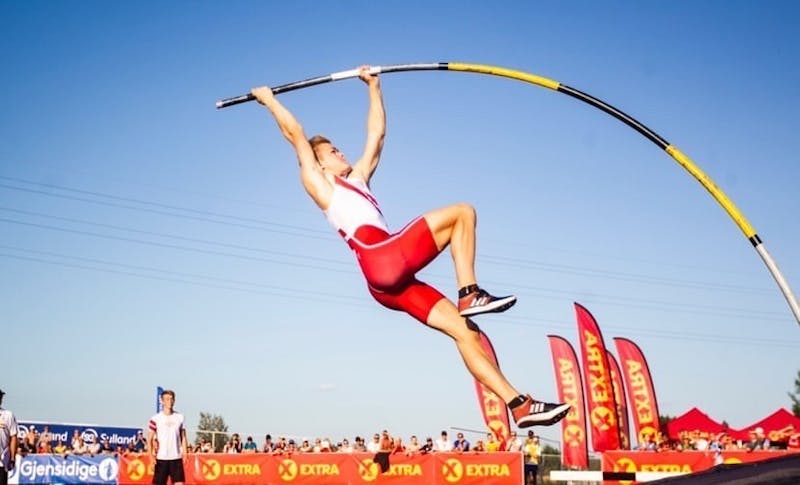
16, 425, 148, 457
16, 424, 543, 460
18, 423, 794, 459
634, 427, 798, 452
196, 429, 542, 462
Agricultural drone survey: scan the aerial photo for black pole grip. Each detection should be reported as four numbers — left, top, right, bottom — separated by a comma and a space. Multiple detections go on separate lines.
216, 93, 256, 109
215, 74, 336, 110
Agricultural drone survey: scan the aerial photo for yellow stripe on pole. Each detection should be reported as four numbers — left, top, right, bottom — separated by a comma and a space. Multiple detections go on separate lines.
448, 63, 561, 91
665, 145, 756, 239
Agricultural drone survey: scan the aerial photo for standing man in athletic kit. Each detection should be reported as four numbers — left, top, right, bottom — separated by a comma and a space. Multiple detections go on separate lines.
251, 65, 569, 428
0, 390, 18, 485
148, 389, 188, 485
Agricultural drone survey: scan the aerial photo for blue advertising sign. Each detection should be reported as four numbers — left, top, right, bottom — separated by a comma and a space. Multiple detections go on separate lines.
8, 454, 118, 484
157, 386, 164, 413
18, 421, 143, 449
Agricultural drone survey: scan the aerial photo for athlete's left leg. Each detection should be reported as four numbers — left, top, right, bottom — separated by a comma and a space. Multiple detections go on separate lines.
369, 279, 517, 401
425, 298, 571, 427
425, 297, 519, 402
368, 281, 570, 428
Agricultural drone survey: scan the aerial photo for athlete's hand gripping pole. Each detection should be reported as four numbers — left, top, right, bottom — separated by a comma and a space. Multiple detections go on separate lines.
216, 66, 382, 109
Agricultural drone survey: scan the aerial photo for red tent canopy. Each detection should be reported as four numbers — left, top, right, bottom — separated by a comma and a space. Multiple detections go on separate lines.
730, 408, 800, 442
666, 407, 727, 440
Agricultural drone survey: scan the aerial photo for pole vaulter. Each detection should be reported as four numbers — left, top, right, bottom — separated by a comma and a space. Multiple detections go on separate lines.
217, 62, 800, 327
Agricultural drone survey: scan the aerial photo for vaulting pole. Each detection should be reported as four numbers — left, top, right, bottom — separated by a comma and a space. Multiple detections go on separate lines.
217, 62, 800, 326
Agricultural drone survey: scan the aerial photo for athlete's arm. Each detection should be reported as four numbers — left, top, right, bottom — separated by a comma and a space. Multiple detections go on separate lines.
9, 433, 17, 470
147, 428, 156, 458
251, 87, 333, 209
351, 66, 385, 184
180, 426, 188, 455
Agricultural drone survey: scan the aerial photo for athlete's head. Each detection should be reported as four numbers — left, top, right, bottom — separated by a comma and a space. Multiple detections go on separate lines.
160, 389, 176, 411
309, 135, 350, 175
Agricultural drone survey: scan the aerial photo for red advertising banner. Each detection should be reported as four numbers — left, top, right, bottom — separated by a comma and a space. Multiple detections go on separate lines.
118, 452, 522, 484
607, 351, 631, 450
432, 451, 522, 484
547, 335, 589, 469
575, 303, 621, 452
602, 450, 798, 475
474, 331, 511, 443
120, 454, 156, 483
613, 337, 661, 448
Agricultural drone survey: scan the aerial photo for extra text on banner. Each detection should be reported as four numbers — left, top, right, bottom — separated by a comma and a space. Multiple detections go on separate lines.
575, 303, 621, 451
547, 335, 589, 469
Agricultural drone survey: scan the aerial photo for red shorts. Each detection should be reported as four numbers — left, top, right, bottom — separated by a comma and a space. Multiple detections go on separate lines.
347, 217, 445, 323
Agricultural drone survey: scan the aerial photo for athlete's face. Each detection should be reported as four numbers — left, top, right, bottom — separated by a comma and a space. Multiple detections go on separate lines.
315, 142, 350, 173
161, 393, 175, 412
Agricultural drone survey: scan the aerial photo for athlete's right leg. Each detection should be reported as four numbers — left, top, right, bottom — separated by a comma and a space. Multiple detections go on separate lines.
422, 204, 516, 317
422, 203, 477, 289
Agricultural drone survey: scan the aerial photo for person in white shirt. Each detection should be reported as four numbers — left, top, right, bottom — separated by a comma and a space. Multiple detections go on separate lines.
366, 433, 381, 453
694, 434, 709, 451
434, 431, 453, 452
148, 389, 187, 485
504, 431, 523, 452
319, 438, 332, 452
0, 390, 18, 485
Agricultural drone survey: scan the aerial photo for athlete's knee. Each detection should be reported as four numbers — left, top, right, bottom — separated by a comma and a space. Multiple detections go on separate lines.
450, 317, 482, 343
452, 202, 476, 226
464, 318, 481, 333
455, 202, 476, 219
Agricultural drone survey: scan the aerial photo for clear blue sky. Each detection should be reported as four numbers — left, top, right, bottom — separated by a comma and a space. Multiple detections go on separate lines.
2, 1, 799, 446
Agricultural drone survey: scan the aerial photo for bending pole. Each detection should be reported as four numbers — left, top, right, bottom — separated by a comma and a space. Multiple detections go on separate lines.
217, 62, 800, 326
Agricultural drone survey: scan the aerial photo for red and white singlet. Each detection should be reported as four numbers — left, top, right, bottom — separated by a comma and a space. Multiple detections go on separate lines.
323, 175, 445, 323
324, 176, 388, 240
